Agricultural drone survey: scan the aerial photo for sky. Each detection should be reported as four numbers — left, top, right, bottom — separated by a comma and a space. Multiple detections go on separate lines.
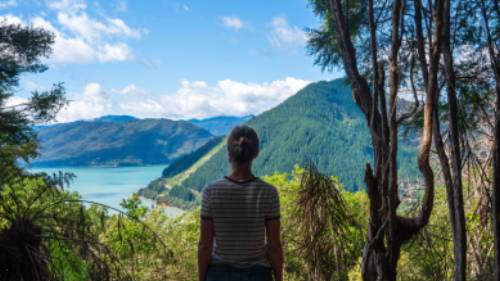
2, 0, 342, 122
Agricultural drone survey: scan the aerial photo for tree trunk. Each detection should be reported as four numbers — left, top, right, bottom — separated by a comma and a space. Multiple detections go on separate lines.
493, 79, 500, 281
440, 1, 468, 279
478, 0, 500, 279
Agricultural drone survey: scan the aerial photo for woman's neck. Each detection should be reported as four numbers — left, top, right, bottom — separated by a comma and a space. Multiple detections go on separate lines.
229, 163, 255, 181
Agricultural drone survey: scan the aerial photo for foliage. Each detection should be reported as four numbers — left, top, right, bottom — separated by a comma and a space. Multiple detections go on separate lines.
98, 195, 175, 281
0, 176, 175, 281
292, 163, 364, 280
149, 168, 494, 281
155, 167, 368, 281
0, 22, 67, 181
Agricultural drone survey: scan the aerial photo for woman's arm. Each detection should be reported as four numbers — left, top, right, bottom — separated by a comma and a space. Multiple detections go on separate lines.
198, 219, 214, 281
266, 219, 283, 281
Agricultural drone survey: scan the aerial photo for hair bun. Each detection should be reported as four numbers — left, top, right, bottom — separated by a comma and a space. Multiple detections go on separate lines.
227, 126, 259, 163
238, 136, 247, 146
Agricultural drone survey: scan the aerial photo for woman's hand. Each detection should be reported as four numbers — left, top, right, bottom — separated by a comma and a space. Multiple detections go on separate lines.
198, 219, 214, 281
266, 219, 283, 281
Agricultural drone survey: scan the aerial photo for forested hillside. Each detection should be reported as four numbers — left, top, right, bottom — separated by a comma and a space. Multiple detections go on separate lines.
32, 119, 214, 167
147, 79, 419, 203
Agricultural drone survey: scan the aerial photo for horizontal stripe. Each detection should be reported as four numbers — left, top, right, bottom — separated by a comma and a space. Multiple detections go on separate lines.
201, 177, 280, 267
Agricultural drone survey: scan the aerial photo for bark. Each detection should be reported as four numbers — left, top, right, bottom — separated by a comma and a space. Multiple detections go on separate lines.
387, 1, 403, 278
493, 72, 500, 281
412, 0, 445, 230
415, 0, 467, 278
441, 0, 467, 280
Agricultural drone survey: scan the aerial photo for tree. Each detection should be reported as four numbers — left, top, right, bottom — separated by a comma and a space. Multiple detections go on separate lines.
0, 21, 67, 183
429, 0, 468, 279
307, 0, 445, 280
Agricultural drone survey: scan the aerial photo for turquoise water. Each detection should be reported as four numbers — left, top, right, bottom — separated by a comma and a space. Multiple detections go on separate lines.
29, 166, 184, 217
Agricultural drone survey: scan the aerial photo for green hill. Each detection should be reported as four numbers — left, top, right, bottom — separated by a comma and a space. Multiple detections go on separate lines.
161, 136, 225, 178
32, 119, 214, 167
145, 79, 419, 203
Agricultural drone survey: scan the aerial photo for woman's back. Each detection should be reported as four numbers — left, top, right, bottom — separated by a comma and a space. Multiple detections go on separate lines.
201, 176, 280, 268
198, 125, 283, 281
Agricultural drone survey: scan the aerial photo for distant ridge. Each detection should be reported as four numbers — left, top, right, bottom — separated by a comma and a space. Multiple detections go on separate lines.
188, 115, 254, 136
32, 114, 253, 167
93, 115, 137, 123
32, 118, 214, 167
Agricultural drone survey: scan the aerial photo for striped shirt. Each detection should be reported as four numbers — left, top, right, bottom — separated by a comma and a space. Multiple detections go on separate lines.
200, 176, 280, 268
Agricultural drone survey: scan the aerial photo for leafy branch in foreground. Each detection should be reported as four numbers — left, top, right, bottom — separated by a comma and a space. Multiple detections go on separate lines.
292, 162, 363, 281
0, 175, 175, 281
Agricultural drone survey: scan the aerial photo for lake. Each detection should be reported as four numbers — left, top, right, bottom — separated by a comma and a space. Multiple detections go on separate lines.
29, 165, 185, 217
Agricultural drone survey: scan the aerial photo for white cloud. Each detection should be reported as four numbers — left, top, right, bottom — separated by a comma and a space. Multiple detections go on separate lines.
0, 0, 17, 9
221, 16, 245, 30
97, 43, 133, 62
29, 16, 93, 63
0, 2, 143, 64
0, 14, 23, 25
268, 16, 307, 48
54, 77, 311, 122
118, 78, 312, 119
57, 83, 112, 121
46, 0, 86, 12
57, 12, 142, 41
5, 96, 28, 108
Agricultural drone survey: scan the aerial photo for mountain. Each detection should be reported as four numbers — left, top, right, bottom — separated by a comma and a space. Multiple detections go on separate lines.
161, 136, 225, 178
187, 115, 254, 136
32, 118, 214, 167
143, 79, 419, 203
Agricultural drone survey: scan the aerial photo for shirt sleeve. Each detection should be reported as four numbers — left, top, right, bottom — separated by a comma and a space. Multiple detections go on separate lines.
200, 186, 213, 220
265, 187, 280, 221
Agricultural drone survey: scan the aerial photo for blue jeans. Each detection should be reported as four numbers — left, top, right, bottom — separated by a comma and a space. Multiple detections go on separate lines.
205, 264, 273, 281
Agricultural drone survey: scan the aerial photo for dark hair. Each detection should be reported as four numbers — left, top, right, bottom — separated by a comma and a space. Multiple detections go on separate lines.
227, 126, 259, 163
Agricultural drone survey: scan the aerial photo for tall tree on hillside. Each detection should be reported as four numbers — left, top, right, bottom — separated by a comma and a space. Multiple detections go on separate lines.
307, 0, 445, 280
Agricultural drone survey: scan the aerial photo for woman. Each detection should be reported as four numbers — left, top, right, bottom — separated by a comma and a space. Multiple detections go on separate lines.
198, 126, 283, 281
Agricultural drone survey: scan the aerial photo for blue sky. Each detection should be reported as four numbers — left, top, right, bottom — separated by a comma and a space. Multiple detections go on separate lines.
2, 0, 342, 121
